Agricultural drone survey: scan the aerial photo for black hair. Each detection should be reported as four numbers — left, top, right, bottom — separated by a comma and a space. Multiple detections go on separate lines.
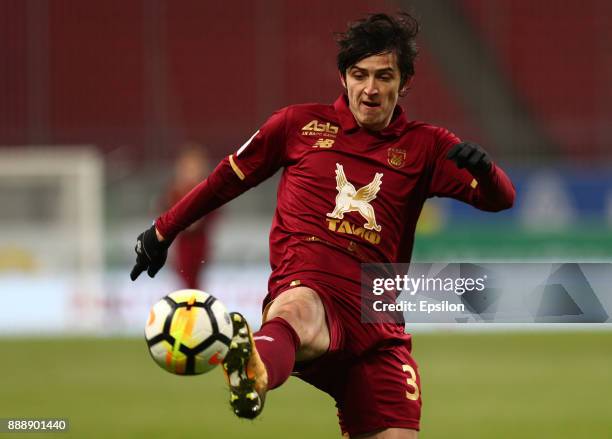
336, 13, 419, 87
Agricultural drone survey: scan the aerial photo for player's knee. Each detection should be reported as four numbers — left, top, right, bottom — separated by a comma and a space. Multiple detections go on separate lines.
271, 301, 318, 345
268, 288, 325, 347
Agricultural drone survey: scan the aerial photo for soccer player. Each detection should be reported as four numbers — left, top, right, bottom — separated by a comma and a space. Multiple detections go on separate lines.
130, 13, 514, 438
162, 144, 216, 290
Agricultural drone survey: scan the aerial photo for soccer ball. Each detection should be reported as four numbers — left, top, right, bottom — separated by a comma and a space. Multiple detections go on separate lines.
145, 289, 233, 375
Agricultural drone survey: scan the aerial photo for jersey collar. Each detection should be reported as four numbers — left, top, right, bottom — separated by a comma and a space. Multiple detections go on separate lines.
333, 94, 409, 137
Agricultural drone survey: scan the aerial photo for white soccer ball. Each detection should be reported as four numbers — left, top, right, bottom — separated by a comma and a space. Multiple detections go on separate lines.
145, 289, 233, 375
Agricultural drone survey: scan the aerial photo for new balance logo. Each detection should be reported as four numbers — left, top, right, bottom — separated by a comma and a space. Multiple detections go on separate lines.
313, 138, 335, 148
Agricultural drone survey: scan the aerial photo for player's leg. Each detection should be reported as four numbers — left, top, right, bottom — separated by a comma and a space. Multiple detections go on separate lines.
264, 286, 330, 361
248, 286, 329, 394
174, 236, 204, 289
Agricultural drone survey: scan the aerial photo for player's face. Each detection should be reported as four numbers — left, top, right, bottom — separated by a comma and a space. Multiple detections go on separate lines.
342, 52, 403, 131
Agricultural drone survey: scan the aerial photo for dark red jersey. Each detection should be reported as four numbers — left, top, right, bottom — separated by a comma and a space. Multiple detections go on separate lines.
156, 95, 514, 290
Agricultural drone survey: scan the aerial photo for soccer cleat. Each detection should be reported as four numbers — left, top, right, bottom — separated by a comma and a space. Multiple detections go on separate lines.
222, 312, 268, 419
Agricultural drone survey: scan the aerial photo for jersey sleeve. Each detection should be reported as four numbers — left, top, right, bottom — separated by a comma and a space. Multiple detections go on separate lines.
227, 107, 289, 184
427, 127, 515, 211
155, 108, 288, 240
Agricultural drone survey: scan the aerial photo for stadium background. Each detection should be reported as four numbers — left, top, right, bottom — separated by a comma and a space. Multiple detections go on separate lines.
1, 0, 611, 437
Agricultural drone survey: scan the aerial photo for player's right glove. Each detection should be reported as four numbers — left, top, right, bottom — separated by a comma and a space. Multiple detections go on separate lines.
130, 225, 170, 281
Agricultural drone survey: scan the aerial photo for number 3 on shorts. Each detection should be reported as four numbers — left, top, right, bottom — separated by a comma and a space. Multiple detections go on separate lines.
402, 364, 420, 400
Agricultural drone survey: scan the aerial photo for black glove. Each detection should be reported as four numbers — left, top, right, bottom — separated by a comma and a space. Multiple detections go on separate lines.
446, 142, 492, 176
130, 225, 170, 280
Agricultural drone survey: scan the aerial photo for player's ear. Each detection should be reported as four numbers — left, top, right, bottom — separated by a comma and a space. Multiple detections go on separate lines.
339, 71, 347, 90
399, 76, 413, 97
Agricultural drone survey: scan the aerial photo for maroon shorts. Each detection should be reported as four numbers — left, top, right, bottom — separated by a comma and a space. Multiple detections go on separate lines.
267, 273, 422, 437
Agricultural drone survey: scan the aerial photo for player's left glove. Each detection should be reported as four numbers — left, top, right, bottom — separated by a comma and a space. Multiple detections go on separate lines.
446, 142, 492, 176
130, 225, 170, 281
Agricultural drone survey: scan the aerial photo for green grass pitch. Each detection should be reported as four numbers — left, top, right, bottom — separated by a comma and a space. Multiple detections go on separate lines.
0, 332, 610, 438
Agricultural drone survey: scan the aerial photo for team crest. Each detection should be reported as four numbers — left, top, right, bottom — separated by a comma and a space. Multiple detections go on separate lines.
387, 148, 407, 168
327, 163, 383, 232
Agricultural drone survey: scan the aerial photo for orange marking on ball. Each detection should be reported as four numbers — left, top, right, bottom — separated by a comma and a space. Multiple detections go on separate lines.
208, 351, 222, 365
